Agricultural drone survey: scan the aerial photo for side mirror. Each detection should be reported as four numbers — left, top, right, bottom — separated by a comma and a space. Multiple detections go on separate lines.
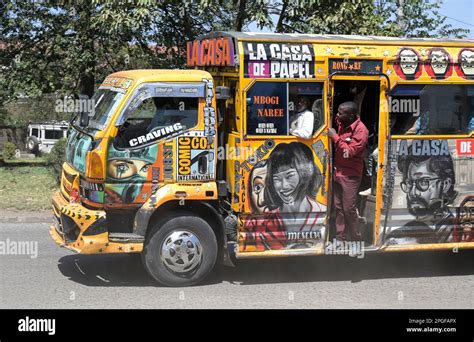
216, 86, 231, 100
80, 110, 89, 127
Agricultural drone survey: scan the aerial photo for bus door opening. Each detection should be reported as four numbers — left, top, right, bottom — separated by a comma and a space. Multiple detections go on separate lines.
329, 80, 380, 245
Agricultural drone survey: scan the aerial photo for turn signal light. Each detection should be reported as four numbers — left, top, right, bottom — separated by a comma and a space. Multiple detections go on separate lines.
70, 188, 80, 203
86, 150, 104, 180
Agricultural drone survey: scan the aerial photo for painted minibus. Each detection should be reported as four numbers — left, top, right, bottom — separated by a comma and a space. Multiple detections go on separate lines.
51, 32, 474, 286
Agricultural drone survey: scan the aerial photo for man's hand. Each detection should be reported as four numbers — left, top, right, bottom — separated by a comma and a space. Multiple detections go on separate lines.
328, 127, 337, 139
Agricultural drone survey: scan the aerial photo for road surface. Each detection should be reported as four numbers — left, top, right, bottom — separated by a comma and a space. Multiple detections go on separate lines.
1, 219, 473, 309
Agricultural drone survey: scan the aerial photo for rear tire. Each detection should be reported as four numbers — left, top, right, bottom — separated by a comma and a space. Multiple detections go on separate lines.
26, 136, 39, 154
142, 213, 217, 287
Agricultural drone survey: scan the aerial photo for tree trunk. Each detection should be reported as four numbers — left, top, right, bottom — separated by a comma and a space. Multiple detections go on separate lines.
235, 0, 247, 31
275, 0, 289, 33
78, 0, 95, 98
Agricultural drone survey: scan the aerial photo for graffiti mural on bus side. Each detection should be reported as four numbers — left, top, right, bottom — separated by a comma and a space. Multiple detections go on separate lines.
105, 145, 158, 204
241, 142, 327, 251
384, 139, 474, 245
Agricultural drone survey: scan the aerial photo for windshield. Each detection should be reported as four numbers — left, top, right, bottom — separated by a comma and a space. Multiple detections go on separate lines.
79, 89, 125, 132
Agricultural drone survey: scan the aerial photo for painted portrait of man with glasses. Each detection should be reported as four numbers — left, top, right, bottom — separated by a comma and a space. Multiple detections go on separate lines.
388, 143, 458, 244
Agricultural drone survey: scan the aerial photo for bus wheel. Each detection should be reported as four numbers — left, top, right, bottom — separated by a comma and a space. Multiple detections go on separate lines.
142, 214, 217, 287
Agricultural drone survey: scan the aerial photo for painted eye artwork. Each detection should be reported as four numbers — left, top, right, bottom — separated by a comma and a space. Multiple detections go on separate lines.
117, 162, 129, 175
108, 160, 135, 179
253, 182, 264, 194
138, 162, 151, 178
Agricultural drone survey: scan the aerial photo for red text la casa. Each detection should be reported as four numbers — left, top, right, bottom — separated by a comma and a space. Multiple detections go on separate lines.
187, 37, 235, 67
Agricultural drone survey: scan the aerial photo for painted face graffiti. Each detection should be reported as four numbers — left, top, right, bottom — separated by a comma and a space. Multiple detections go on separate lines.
402, 160, 452, 218
460, 49, 474, 77
272, 167, 300, 205
397, 140, 457, 220
249, 160, 268, 213
265, 143, 320, 212
428, 48, 451, 76
456, 196, 474, 242
106, 145, 158, 203
399, 48, 419, 75
242, 142, 327, 251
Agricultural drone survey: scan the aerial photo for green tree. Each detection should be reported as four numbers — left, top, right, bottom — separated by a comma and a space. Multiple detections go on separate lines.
0, 0, 468, 111
266, 0, 468, 37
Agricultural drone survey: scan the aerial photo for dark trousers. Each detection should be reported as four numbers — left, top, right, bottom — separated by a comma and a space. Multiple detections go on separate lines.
333, 175, 362, 241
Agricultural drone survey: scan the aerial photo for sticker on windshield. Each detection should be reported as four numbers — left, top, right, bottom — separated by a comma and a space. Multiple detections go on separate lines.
100, 77, 133, 90
128, 123, 183, 147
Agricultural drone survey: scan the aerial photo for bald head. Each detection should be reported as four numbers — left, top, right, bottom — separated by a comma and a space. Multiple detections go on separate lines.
339, 101, 358, 116
337, 101, 358, 125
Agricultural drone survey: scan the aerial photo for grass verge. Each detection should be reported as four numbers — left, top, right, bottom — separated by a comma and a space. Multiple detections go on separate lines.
0, 166, 58, 210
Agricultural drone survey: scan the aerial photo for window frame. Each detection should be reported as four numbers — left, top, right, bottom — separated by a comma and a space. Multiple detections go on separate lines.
112, 82, 204, 150
243, 79, 326, 139
390, 81, 474, 139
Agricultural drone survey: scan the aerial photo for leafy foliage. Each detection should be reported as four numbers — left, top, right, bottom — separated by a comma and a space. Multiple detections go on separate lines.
46, 138, 67, 182
0, 0, 469, 110
2, 142, 17, 160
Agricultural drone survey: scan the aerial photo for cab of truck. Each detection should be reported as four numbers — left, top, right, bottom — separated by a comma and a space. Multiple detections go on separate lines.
51, 69, 232, 286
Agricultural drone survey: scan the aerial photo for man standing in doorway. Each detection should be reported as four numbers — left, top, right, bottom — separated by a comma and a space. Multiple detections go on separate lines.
328, 101, 369, 241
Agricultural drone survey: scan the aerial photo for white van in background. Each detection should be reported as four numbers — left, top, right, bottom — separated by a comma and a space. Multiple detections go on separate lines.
26, 121, 68, 154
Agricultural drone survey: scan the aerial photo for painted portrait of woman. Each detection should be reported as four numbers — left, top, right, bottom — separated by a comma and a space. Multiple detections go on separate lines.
241, 142, 326, 252
265, 142, 326, 232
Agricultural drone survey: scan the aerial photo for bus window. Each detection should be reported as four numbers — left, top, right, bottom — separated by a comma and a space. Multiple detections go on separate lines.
246, 81, 324, 137
246, 82, 288, 136
391, 84, 474, 135
288, 82, 324, 138
114, 96, 199, 149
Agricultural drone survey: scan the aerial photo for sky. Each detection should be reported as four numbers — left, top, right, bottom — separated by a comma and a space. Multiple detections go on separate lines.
439, 0, 474, 37
248, 0, 474, 38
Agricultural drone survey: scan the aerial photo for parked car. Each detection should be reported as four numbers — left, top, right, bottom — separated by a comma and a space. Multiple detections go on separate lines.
26, 121, 69, 154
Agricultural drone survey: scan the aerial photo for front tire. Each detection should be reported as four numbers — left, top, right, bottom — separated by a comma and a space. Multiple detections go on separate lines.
142, 213, 217, 287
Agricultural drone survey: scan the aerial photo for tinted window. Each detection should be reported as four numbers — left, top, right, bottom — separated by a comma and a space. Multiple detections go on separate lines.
391, 84, 474, 135
289, 83, 324, 136
31, 128, 39, 137
246, 82, 324, 137
44, 130, 63, 140
115, 96, 199, 149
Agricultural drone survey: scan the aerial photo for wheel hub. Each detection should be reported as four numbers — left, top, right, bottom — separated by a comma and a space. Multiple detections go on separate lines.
160, 230, 202, 273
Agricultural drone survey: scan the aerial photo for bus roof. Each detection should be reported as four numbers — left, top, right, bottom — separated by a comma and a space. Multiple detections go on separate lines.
198, 31, 474, 47
108, 69, 212, 83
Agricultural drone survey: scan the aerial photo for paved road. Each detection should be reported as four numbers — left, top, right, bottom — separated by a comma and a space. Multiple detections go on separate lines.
1, 221, 473, 309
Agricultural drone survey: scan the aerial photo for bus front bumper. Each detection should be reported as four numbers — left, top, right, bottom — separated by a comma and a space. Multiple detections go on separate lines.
50, 191, 143, 254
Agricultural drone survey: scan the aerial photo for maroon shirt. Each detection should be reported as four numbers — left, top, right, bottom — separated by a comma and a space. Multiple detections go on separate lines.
330, 117, 369, 177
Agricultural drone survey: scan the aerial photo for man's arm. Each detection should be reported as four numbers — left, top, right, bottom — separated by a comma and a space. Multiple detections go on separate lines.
330, 126, 368, 158
290, 110, 314, 139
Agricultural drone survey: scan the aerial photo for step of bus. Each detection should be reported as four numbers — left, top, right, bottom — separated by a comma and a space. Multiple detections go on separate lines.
108, 233, 145, 243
